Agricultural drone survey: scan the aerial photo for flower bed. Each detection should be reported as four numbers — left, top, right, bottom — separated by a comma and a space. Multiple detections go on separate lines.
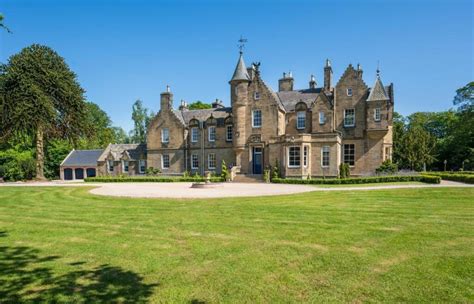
272, 175, 440, 185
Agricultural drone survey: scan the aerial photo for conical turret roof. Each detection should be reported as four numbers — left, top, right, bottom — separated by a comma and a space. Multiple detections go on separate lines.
367, 75, 389, 101
230, 53, 250, 82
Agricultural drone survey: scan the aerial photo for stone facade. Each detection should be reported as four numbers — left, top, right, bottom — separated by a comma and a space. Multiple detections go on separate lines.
145, 53, 394, 178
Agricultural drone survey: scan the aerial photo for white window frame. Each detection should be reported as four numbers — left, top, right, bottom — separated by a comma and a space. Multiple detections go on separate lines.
161, 128, 169, 143
161, 154, 170, 169
287, 146, 301, 168
321, 146, 330, 167
107, 160, 114, 172
343, 144, 355, 167
191, 127, 199, 143
374, 108, 381, 122
122, 160, 129, 173
191, 154, 199, 169
347, 88, 353, 96
139, 160, 146, 173
296, 111, 306, 130
252, 110, 262, 128
208, 153, 216, 169
319, 111, 325, 125
226, 125, 233, 142
344, 109, 355, 127
254, 91, 260, 100
208, 126, 216, 142
303, 145, 309, 167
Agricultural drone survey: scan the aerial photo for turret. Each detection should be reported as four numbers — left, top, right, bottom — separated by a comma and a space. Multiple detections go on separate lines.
160, 85, 173, 111
230, 52, 250, 150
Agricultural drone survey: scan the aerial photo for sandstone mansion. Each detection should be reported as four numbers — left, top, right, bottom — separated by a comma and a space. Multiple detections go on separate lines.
60, 51, 394, 180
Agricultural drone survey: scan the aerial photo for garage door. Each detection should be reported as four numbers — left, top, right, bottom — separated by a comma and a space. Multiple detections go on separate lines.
64, 168, 73, 180
75, 168, 84, 180
86, 168, 96, 177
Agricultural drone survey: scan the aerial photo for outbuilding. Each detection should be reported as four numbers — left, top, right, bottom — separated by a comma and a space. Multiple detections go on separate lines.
60, 149, 103, 180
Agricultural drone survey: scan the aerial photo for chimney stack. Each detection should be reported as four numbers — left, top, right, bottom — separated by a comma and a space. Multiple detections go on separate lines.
309, 74, 316, 89
179, 99, 188, 111
278, 71, 294, 92
324, 59, 333, 92
160, 85, 173, 111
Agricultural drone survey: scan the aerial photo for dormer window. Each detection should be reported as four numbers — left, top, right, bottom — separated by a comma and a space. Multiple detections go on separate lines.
254, 92, 260, 100
161, 128, 169, 143
296, 111, 306, 129
347, 88, 353, 96
208, 126, 216, 142
122, 160, 129, 173
319, 112, 326, 125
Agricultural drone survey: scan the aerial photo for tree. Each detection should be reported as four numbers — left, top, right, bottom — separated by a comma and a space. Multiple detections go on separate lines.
0, 44, 87, 180
130, 100, 154, 144
0, 13, 12, 33
112, 127, 130, 144
79, 102, 116, 148
188, 101, 212, 110
453, 81, 474, 111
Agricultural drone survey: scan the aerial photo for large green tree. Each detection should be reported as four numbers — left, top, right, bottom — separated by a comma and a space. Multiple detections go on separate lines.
130, 99, 154, 144
0, 44, 87, 180
188, 101, 212, 110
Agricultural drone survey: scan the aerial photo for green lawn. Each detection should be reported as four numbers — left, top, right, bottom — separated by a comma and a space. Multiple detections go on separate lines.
0, 187, 472, 303
311, 181, 426, 188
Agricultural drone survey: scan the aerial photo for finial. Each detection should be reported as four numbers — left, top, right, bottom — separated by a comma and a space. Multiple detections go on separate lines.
376, 61, 380, 77
288, 71, 293, 78
238, 35, 248, 54
166, 85, 170, 93
310, 74, 315, 82
283, 72, 287, 78
357, 63, 361, 71
325, 59, 331, 67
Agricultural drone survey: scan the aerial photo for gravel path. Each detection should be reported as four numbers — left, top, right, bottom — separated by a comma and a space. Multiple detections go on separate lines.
1, 180, 470, 198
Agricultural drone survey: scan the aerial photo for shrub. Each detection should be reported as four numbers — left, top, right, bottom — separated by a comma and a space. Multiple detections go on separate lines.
0, 148, 36, 181
221, 160, 230, 181
424, 172, 474, 184
263, 168, 271, 183
272, 175, 440, 185
85, 176, 225, 183
376, 160, 398, 175
271, 160, 280, 180
146, 167, 161, 176
339, 163, 350, 178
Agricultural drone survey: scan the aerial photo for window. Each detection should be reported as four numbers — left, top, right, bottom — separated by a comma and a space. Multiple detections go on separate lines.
288, 146, 301, 168
321, 146, 330, 167
226, 125, 233, 141
344, 109, 355, 127
254, 92, 260, 100
161, 128, 169, 143
208, 153, 216, 169
385, 147, 392, 161
191, 154, 199, 169
374, 108, 381, 122
208, 126, 216, 142
122, 160, 129, 172
162, 154, 170, 169
319, 112, 325, 125
252, 110, 262, 128
347, 88, 353, 96
343, 144, 355, 166
297, 111, 306, 129
303, 146, 309, 167
191, 127, 199, 143
139, 160, 146, 173
107, 160, 114, 172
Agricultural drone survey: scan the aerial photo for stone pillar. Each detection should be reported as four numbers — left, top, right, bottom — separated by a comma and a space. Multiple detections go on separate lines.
83, 168, 87, 179
72, 168, 76, 180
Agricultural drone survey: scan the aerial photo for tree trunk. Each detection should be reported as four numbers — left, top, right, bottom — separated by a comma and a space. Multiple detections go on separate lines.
36, 126, 46, 180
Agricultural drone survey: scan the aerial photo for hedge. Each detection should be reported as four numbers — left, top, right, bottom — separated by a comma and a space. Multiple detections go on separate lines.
424, 172, 474, 184
84, 176, 225, 183
272, 175, 441, 185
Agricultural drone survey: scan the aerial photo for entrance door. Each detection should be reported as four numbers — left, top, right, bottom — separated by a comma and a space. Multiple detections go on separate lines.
252, 147, 263, 174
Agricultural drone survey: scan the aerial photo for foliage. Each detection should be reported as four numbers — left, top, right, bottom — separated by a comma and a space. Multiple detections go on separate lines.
111, 127, 131, 144
145, 167, 161, 176
0, 44, 87, 179
272, 175, 440, 185
84, 176, 224, 183
263, 168, 271, 183
221, 160, 230, 181
423, 172, 474, 184
187, 101, 212, 110
0, 13, 11, 33
453, 81, 473, 111
0, 147, 35, 181
130, 100, 154, 144
375, 160, 398, 175
78, 102, 117, 148
44, 139, 72, 179
271, 159, 280, 180
339, 163, 350, 178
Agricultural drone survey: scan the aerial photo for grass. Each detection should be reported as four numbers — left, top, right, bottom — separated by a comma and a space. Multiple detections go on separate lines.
0, 186, 473, 303
311, 181, 426, 188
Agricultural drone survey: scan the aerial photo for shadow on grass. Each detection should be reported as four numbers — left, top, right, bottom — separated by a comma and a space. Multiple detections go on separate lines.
0, 232, 158, 303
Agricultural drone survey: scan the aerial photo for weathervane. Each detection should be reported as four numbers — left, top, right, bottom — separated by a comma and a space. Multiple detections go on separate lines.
238, 35, 247, 54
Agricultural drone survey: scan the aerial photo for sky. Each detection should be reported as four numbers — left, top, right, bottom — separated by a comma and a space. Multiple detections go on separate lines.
1, 0, 473, 132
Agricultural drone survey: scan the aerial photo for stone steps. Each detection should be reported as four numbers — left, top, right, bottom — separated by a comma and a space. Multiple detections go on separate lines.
232, 174, 263, 183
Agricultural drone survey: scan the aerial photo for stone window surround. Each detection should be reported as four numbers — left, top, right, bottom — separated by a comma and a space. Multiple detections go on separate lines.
319, 111, 326, 125
208, 126, 216, 142
208, 153, 216, 169
226, 125, 233, 141
161, 154, 170, 169
252, 109, 262, 128
191, 154, 199, 169
343, 144, 355, 167
347, 88, 353, 96
296, 111, 306, 130
254, 91, 260, 100
161, 128, 170, 143
374, 108, 381, 122
107, 160, 114, 172
287, 146, 301, 168
139, 160, 146, 173
321, 146, 330, 167
344, 109, 355, 127
303, 145, 309, 167
191, 127, 199, 143
122, 160, 129, 173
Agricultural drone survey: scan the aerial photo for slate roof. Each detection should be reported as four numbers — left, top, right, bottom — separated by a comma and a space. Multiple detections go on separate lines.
367, 77, 390, 101
277, 88, 323, 111
61, 149, 103, 167
179, 107, 232, 124
230, 54, 250, 82
99, 144, 146, 161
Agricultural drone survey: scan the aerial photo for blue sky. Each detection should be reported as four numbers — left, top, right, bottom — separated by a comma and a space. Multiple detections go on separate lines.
1, 0, 472, 132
